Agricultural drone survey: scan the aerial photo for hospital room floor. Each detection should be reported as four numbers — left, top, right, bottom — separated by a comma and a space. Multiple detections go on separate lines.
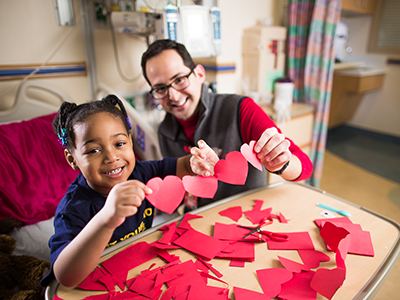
321, 125, 400, 299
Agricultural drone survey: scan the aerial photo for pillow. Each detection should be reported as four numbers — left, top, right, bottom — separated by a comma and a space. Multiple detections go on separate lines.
0, 113, 80, 225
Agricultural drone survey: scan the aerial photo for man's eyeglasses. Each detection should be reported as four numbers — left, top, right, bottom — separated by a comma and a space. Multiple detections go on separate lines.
149, 67, 196, 100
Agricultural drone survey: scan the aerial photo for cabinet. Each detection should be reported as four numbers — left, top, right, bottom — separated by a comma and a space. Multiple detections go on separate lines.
261, 103, 314, 184
341, 0, 376, 15
329, 70, 386, 129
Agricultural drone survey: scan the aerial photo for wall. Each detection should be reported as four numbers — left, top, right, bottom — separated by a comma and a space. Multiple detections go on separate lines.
0, 0, 90, 108
341, 16, 400, 137
0, 0, 280, 109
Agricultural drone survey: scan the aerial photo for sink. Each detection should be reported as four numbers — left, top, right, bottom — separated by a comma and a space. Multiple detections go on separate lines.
335, 66, 387, 77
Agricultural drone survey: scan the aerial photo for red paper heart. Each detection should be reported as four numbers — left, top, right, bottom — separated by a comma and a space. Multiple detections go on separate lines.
146, 176, 185, 214
310, 267, 346, 299
240, 140, 263, 171
256, 268, 293, 298
298, 249, 330, 269
214, 151, 248, 185
278, 256, 310, 273
182, 175, 218, 198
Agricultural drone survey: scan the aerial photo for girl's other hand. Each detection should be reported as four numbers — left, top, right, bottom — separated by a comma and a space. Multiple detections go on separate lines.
190, 140, 219, 177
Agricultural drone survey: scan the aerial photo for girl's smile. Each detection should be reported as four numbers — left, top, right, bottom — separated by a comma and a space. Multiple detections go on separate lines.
66, 112, 136, 195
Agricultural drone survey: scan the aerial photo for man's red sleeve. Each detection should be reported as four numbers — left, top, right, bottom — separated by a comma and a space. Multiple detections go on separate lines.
239, 97, 313, 181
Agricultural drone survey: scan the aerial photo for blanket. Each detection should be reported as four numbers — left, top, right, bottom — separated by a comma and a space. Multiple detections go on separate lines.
0, 113, 79, 225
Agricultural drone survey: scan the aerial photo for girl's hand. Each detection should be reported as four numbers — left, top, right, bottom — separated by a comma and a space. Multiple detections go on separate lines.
190, 140, 219, 177
98, 180, 152, 229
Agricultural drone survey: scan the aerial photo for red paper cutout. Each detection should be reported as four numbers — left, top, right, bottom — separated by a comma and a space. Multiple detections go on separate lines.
256, 268, 293, 298
314, 217, 353, 228
218, 206, 243, 222
278, 256, 310, 273
196, 257, 224, 278
279, 271, 317, 300
298, 249, 330, 269
215, 241, 255, 262
278, 212, 288, 223
172, 228, 230, 260
267, 232, 315, 250
240, 140, 263, 171
229, 260, 245, 267
213, 222, 260, 242
310, 267, 346, 299
214, 151, 248, 185
157, 221, 178, 245
146, 175, 185, 214
187, 283, 229, 300
234, 286, 270, 300
320, 222, 350, 253
336, 234, 351, 269
182, 175, 218, 198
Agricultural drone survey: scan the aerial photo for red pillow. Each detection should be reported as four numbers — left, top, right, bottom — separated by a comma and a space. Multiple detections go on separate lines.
0, 113, 79, 225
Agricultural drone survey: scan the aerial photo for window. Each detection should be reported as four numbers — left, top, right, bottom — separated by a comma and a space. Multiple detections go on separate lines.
369, 0, 400, 54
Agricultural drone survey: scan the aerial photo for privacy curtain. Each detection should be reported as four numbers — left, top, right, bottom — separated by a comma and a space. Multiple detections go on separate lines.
287, 0, 342, 187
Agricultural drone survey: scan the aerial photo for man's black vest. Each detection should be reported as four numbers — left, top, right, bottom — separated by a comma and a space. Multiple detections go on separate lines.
158, 84, 267, 207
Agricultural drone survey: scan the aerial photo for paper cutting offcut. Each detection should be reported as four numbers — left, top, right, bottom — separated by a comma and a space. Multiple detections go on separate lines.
218, 206, 243, 222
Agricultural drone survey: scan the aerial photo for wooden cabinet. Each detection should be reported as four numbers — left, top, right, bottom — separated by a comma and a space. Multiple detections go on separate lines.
341, 0, 376, 15
328, 71, 385, 129
262, 103, 314, 184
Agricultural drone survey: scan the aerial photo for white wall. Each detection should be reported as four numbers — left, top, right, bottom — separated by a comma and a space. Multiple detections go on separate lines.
0, 0, 90, 108
342, 16, 400, 137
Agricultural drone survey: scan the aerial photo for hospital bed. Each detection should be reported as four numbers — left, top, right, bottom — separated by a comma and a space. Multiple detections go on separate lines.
0, 80, 163, 263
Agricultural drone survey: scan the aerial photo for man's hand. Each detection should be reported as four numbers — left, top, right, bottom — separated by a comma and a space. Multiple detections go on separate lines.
190, 140, 219, 177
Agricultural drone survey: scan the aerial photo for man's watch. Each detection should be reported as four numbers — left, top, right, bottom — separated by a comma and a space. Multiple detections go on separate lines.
270, 160, 290, 175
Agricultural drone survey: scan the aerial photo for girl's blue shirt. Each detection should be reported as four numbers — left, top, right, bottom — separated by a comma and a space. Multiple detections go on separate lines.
41, 157, 177, 286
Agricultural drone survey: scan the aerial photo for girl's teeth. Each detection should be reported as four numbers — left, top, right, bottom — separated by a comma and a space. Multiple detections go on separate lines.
107, 168, 122, 175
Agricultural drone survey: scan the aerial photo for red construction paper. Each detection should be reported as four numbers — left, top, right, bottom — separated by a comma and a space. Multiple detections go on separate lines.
146, 175, 185, 214
319, 222, 350, 253
101, 242, 158, 278
279, 271, 317, 300
278, 212, 288, 223
218, 206, 243, 222
298, 249, 330, 269
172, 228, 230, 260
196, 257, 224, 277
229, 260, 246, 267
178, 213, 203, 230
256, 268, 293, 298
78, 267, 109, 291
214, 151, 248, 185
82, 294, 111, 300
182, 175, 218, 198
234, 286, 270, 300
310, 267, 346, 299
213, 222, 260, 242
314, 217, 353, 228
240, 140, 263, 171
187, 283, 229, 300
129, 275, 162, 299
336, 235, 351, 270
160, 286, 176, 300
157, 221, 178, 245
215, 241, 255, 262
278, 256, 310, 273
245, 207, 273, 225
267, 232, 315, 250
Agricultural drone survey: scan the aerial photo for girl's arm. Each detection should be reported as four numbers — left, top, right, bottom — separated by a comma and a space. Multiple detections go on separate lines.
53, 180, 152, 287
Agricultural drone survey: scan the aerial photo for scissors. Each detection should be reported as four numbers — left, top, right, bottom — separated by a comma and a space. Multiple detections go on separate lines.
237, 217, 289, 242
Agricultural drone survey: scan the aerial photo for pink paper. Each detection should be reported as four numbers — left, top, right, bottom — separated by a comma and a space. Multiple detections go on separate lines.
298, 249, 330, 269
240, 140, 263, 171
267, 232, 315, 250
182, 175, 218, 198
279, 271, 317, 300
336, 234, 351, 270
278, 256, 310, 273
310, 267, 346, 299
256, 268, 293, 298
214, 151, 248, 185
146, 175, 185, 214
234, 286, 270, 300
218, 206, 243, 222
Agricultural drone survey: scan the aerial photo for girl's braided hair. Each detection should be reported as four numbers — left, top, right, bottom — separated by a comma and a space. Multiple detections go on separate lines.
53, 94, 132, 150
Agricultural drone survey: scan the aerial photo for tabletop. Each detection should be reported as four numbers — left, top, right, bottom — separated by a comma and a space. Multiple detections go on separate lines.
47, 182, 400, 300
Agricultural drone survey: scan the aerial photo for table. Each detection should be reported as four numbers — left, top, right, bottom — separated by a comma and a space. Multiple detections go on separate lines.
46, 182, 400, 300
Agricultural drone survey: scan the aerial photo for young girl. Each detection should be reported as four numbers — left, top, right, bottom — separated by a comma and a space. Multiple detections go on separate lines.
41, 94, 218, 288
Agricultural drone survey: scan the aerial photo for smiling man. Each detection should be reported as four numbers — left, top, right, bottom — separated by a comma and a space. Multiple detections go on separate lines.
141, 39, 313, 210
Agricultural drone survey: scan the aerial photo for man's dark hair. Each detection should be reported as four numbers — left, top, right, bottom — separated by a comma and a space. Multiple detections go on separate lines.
141, 39, 196, 85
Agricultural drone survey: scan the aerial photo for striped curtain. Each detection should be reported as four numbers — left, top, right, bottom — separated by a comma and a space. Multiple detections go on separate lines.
287, 0, 341, 187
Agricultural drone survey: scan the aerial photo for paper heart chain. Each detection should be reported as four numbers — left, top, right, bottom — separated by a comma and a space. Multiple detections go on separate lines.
146, 142, 263, 214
